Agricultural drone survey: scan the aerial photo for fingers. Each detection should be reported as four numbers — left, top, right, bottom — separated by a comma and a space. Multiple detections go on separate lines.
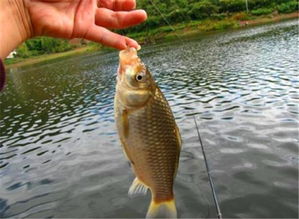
85, 25, 140, 50
124, 36, 141, 50
95, 8, 147, 29
91, 0, 145, 50
98, 0, 136, 11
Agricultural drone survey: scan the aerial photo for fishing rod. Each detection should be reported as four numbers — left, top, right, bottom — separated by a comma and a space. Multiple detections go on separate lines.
193, 116, 222, 219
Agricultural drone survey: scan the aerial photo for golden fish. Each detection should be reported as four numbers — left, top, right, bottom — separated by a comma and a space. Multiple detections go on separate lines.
114, 47, 181, 218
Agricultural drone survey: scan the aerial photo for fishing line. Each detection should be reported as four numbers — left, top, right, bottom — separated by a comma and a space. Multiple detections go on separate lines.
148, 0, 185, 44
193, 116, 222, 219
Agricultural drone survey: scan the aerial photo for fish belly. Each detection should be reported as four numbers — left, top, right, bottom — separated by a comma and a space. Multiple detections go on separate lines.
115, 88, 180, 202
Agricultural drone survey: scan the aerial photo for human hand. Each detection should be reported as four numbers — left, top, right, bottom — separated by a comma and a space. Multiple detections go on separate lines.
25, 0, 147, 50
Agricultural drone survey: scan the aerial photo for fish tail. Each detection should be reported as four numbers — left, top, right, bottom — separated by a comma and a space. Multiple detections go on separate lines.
146, 198, 177, 218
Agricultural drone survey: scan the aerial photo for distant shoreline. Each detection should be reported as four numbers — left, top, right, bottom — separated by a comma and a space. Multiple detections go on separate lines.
5, 12, 298, 69
132, 12, 298, 44
5, 46, 101, 69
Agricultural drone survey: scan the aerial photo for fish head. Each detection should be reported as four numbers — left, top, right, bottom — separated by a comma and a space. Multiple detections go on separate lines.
116, 47, 155, 108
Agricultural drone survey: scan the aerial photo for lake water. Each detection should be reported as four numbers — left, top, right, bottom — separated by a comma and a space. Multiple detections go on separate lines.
0, 20, 298, 218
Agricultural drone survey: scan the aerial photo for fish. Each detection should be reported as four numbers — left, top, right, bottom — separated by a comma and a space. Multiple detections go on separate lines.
114, 47, 181, 218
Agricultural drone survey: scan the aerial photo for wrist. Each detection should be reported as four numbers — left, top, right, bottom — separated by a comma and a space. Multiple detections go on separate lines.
0, 0, 33, 59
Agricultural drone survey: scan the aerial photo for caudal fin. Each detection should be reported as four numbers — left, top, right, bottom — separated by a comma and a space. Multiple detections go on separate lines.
146, 199, 177, 218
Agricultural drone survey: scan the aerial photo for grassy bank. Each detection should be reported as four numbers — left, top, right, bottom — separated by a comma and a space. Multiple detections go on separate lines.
5, 45, 102, 68
5, 12, 298, 69
129, 12, 298, 43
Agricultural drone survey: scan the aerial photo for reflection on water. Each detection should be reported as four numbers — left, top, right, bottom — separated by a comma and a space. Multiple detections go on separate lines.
0, 20, 298, 218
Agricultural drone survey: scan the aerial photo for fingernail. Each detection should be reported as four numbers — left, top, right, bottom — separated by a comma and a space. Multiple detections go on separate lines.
137, 45, 141, 51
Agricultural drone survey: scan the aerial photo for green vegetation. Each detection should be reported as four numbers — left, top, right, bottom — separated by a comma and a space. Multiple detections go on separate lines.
277, 1, 298, 13
7, 0, 299, 62
251, 8, 274, 16
125, 0, 298, 32
15, 37, 74, 58
5, 46, 99, 68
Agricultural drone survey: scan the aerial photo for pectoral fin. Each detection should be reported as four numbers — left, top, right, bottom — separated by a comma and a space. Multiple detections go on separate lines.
121, 109, 129, 138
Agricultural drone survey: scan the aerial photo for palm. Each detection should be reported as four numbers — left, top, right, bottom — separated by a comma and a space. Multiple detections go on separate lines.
26, 0, 147, 49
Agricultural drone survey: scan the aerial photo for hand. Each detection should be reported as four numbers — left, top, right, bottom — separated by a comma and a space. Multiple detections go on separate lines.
26, 0, 147, 50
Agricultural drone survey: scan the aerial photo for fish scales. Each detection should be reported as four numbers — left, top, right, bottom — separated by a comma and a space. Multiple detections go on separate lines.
114, 47, 181, 218
124, 88, 178, 201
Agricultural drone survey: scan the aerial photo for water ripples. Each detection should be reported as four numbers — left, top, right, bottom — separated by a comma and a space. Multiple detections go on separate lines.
0, 20, 298, 218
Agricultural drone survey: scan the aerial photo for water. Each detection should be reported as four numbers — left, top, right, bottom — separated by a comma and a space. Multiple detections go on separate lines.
0, 20, 298, 218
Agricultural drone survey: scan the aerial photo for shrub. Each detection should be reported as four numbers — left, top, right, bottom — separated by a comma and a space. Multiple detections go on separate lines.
277, 1, 298, 13
16, 44, 30, 58
15, 37, 72, 57
146, 16, 164, 28
219, 0, 245, 12
249, 0, 291, 9
175, 0, 189, 8
166, 9, 190, 23
251, 8, 273, 15
25, 38, 42, 51
189, 0, 219, 19
40, 37, 72, 53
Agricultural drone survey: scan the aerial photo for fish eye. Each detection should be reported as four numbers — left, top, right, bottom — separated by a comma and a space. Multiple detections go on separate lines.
136, 74, 143, 81
135, 73, 146, 82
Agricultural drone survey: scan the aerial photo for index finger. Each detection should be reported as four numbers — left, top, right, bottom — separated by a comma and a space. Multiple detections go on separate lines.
85, 25, 140, 50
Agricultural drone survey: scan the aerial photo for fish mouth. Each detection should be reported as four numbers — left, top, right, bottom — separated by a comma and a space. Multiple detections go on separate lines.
118, 47, 141, 77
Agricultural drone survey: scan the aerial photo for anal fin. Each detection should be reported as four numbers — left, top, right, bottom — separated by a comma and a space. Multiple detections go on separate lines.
128, 177, 148, 197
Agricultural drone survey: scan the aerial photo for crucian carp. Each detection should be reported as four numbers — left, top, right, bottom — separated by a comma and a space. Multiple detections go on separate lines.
114, 47, 181, 218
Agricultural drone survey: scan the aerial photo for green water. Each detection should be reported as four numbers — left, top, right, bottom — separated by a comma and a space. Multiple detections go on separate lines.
0, 20, 298, 218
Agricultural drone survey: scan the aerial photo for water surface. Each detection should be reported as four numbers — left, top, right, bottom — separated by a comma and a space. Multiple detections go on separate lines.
0, 20, 298, 218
